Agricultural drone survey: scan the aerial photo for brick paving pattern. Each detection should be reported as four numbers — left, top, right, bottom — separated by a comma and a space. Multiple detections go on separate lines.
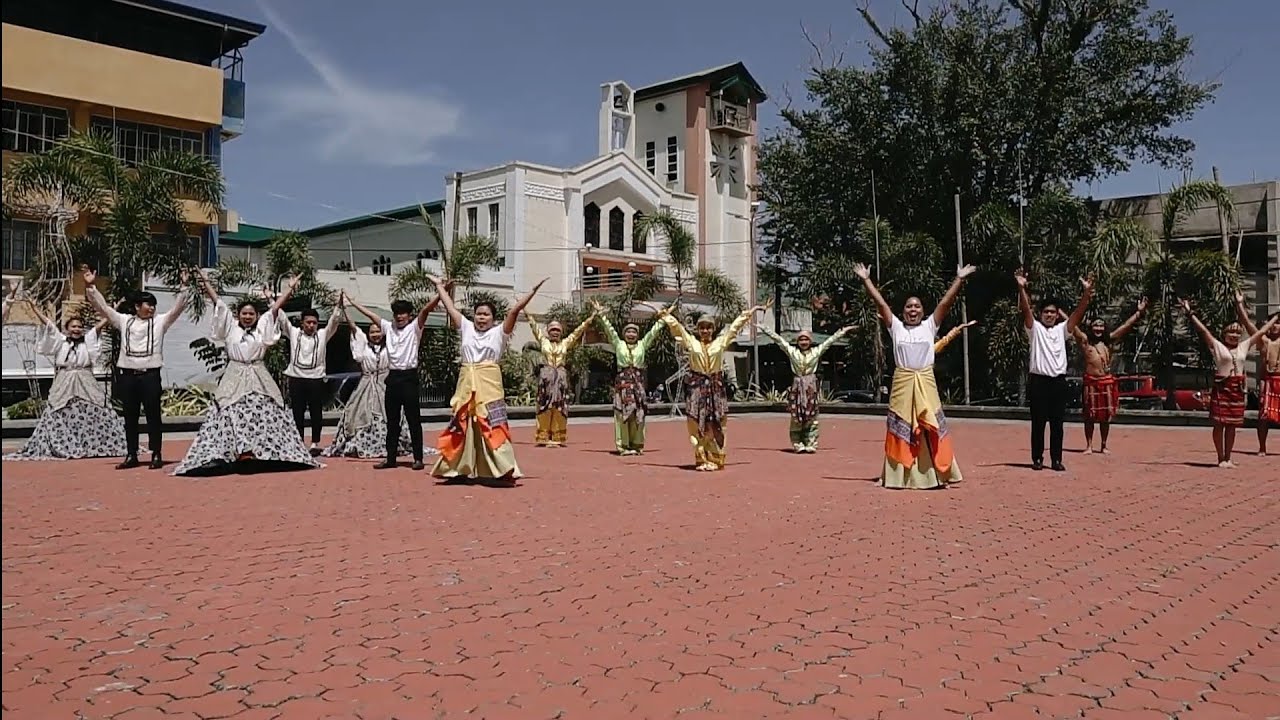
2, 415, 1277, 719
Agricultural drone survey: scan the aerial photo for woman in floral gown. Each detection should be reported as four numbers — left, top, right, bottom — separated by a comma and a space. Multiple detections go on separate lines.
173, 274, 321, 476
5, 300, 127, 460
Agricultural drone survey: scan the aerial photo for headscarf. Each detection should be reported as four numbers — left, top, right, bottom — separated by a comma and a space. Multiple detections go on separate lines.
547, 321, 564, 333
696, 314, 716, 328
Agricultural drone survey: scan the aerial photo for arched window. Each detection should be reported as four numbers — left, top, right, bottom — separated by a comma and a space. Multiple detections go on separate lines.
608, 207, 625, 251
632, 211, 647, 253
583, 203, 600, 247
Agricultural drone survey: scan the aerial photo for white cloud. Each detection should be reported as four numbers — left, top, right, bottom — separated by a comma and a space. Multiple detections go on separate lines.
255, 2, 462, 168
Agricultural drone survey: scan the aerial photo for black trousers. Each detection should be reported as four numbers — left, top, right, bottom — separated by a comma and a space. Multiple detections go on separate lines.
1028, 373, 1067, 463
385, 369, 423, 461
117, 368, 163, 458
288, 377, 327, 444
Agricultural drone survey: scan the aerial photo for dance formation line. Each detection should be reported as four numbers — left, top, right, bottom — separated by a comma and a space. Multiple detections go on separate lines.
3, 268, 1278, 483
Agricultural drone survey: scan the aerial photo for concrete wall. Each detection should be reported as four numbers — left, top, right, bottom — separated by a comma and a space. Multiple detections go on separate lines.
1, 23, 223, 125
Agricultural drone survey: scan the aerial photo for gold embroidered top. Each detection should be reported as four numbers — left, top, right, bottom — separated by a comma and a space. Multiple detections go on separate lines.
528, 313, 596, 368
658, 308, 754, 375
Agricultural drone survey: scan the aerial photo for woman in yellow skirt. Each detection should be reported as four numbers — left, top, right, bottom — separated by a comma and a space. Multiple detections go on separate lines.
429, 275, 547, 483
528, 310, 597, 447
657, 302, 766, 471
855, 262, 975, 489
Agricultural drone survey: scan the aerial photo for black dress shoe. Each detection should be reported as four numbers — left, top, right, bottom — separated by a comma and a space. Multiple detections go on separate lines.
149, 456, 164, 470
1031, 460, 1044, 471
375, 460, 397, 470
1052, 461, 1067, 472
411, 460, 425, 471
117, 456, 140, 470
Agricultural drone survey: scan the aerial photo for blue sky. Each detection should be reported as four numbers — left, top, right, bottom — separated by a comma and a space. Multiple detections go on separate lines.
210, 0, 1279, 231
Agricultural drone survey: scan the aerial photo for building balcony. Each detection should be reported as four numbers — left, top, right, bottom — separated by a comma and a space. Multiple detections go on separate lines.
708, 98, 751, 136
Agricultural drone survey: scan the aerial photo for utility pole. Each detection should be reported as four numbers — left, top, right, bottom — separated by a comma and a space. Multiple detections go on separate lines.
1212, 166, 1229, 255
954, 192, 971, 405
749, 201, 761, 390
872, 169, 881, 280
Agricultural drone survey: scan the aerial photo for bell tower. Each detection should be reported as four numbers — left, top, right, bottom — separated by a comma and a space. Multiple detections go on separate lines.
598, 81, 634, 157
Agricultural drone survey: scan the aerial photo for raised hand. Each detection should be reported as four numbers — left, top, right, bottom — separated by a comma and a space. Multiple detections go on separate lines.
840, 324, 857, 334
957, 264, 977, 279
1014, 269, 1028, 288
1178, 297, 1192, 313
82, 267, 97, 286
287, 274, 302, 290
959, 320, 978, 330
1080, 276, 1094, 291
1235, 290, 1245, 304
853, 263, 871, 281
179, 267, 191, 284
1137, 296, 1149, 313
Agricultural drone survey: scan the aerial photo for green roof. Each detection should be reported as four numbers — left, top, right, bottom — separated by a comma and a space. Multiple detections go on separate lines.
302, 200, 445, 238
220, 223, 282, 246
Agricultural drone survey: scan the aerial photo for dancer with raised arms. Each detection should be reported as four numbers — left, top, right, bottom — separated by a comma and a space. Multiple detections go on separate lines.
4, 300, 125, 460
1181, 298, 1277, 468
347, 290, 445, 469
275, 277, 343, 454
857, 263, 974, 489
82, 266, 189, 470
1016, 271, 1092, 472
590, 298, 668, 455
657, 300, 766, 471
173, 272, 320, 476
528, 308, 598, 447
758, 323, 855, 453
429, 275, 547, 483
1072, 297, 1148, 454
1234, 292, 1280, 455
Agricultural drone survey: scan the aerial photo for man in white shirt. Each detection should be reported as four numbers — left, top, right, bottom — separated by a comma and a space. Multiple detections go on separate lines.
273, 276, 341, 452
83, 267, 190, 469
1017, 270, 1092, 472
348, 287, 447, 470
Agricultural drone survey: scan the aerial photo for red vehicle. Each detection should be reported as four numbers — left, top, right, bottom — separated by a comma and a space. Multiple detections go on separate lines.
1115, 375, 1208, 411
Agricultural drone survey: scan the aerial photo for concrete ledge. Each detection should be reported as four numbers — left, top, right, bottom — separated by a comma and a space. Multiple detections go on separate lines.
1, 401, 1225, 439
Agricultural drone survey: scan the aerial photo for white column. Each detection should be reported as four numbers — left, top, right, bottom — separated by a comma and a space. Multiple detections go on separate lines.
568, 189, 584, 303
509, 167, 525, 293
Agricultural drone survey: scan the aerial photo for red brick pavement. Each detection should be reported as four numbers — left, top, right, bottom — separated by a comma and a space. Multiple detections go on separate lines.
2, 416, 1276, 720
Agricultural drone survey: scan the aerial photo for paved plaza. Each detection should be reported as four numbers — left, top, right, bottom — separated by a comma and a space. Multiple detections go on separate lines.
2, 414, 1276, 719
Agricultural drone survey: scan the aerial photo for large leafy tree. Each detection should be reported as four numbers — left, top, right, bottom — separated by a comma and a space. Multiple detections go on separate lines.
2, 129, 223, 308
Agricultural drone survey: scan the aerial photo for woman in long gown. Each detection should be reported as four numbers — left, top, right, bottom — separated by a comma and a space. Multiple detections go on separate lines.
429, 275, 546, 482
657, 302, 765, 471
4, 301, 127, 460
590, 299, 667, 455
323, 295, 420, 459
856, 262, 975, 489
528, 310, 597, 447
758, 324, 854, 453
1181, 298, 1277, 468
173, 274, 321, 476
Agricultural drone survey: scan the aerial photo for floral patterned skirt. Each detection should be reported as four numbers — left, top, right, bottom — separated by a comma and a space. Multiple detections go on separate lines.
613, 367, 648, 423
4, 397, 127, 461
174, 392, 322, 476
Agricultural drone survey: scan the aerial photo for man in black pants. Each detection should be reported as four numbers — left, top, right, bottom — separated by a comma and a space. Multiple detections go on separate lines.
348, 289, 446, 470
1016, 270, 1092, 471
275, 276, 341, 453
83, 267, 189, 469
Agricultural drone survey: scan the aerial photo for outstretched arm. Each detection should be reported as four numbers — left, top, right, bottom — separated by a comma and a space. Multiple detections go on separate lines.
526, 312, 544, 344
25, 298, 53, 328
814, 324, 856, 358
591, 302, 621, 348
505, 278, 548, 335
655, 306, 689, 349
1015, 269, 1034, 330
1234, 291, 1260, 336
1110, 297, 1149, 341
1246, 314, 1278, 349
1065, 276, 1094, 335
933, 265, 976, 326
1179, 299, 1216, 348
415, 283, 451, 333
426, 275, 466, 328
562, 311, 598, 351
934, 321, 976, 353
347, 294, 385, 326
854, 263, 894, 326
81, 268, 124, 328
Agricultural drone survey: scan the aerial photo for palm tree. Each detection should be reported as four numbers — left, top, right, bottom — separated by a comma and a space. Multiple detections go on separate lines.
2, 129, 223, 309
1143, 180, 1239, 408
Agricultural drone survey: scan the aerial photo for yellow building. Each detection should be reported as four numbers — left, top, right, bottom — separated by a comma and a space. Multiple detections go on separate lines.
1, 0, 264, 303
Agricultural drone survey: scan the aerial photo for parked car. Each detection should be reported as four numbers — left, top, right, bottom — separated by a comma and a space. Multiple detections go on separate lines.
835, 389, 879, 404
1112, 374, 1254, 412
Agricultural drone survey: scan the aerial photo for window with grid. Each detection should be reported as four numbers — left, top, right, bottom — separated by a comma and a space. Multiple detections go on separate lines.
151, 233, 205, 267
666, 136, 678, 183
466, 207, 478, 236
89, 116, 205, 166
488, 203, 507, 267
2, 100, 70, 154
644, 141, 656, 176
584, 203, 600, 247
632, 212, 647, 253
608, 207, 625, 251
2, 219, 42, 272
